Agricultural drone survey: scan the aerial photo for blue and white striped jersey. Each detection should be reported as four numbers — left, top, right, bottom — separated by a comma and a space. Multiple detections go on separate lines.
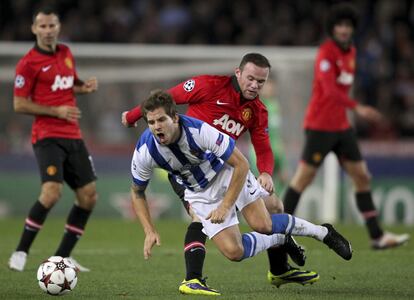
131, 115, 235, 191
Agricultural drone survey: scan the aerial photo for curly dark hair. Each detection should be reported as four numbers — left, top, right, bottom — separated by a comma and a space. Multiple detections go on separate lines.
326, 3, 359, 36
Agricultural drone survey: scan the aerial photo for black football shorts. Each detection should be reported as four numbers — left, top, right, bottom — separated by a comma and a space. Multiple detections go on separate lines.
33, 138, 97, 189
301, 128, 362, 167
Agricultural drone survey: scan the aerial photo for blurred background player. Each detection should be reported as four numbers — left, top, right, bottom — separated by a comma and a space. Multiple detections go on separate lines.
283, 3, 410, 249
122, 53, 318, 295
8, 7, 99, 272
130, 90, 352, 295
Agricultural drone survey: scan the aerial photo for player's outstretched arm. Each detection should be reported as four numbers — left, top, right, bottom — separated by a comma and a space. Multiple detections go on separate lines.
130, 183, 161, 259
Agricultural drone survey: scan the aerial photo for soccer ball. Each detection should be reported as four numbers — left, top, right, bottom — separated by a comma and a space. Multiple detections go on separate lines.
37, 256, 78, 295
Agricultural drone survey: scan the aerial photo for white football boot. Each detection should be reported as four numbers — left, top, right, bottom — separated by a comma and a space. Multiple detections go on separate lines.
68, 257, 90, 272
8, 251, 27, 271
372, 232, 410, 250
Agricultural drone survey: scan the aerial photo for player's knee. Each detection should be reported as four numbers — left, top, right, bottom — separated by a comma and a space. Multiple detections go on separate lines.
251, 220, 273, 234
77, 183, 98, 210
39, 183, 62, 207
353, 172, 371, 189
222, 245, 244, 261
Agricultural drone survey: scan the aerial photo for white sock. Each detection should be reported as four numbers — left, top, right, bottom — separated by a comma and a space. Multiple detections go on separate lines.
289, 216, 328, 241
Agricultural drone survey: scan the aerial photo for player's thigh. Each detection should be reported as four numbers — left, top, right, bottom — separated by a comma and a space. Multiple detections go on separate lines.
211, 224, 244, 261
263, 194, 283, 214
63, 139, 97, 190
241, 198, 272, 234
290, 162, 318, 191
33, 138, 65, 184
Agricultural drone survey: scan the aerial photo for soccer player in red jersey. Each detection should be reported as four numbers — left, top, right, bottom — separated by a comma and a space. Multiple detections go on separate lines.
283, 3, 409, 250
8, 7, 98, 272
123, 53, 319, 295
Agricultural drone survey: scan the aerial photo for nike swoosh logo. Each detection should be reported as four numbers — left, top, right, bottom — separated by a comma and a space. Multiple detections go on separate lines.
216, 100, 229, 105
190, 247, 204, 252
42, 65, 52, 72
249, 189, 257, 195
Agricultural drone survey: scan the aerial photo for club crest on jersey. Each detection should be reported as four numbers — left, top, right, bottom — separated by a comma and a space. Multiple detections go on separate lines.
14, 75, 25, 88
320, 59, 330, 72
183, 79, 195, 92
241, 108, 253, 122
51, 75, 74, 91
65, 57, 73, 69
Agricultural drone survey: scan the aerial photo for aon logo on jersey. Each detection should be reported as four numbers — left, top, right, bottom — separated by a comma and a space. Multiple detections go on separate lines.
51, 75, 74, 91
337, 71, 354, 85
213, 114, 244, 136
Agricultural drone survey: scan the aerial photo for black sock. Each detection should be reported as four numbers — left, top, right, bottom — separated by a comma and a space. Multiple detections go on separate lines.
55, 205, 92, 257
283, 187, 301, 214
355, 191, 383, 239
184, 222, 206, 281
267, 246, 290, 275
16, 200, 50, 253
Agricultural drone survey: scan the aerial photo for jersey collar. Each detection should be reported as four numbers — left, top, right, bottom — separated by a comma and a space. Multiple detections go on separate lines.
34, 43, 60, 56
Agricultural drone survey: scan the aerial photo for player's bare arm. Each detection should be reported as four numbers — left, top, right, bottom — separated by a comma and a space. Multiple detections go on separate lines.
130, 183, 161, 259
206, 148, 249, 224
354, 104, 382, 123
14, 95, 81, 122
73, 77, 98, 94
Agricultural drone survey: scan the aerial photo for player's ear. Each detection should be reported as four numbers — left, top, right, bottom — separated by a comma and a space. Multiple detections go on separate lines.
235, 67, 241, 79
31, 23, 37, 35
173, 114, 179, 123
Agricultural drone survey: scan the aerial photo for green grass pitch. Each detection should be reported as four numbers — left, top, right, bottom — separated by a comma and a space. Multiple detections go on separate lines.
1, 218, 413, 299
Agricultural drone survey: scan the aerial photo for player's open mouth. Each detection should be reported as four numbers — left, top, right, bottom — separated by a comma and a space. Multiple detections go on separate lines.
157, 133, 165, 142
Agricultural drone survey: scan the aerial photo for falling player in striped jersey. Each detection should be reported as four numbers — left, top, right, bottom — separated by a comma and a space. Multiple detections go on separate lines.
122, 53, 319, 294
130, 90, 352, 295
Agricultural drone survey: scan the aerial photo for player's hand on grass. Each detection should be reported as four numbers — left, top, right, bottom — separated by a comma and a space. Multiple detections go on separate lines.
54, 105, 81, 122
122, 111, 138, 128
258, 172, 274, 194
206, 204, 230, 224
143, 231, 161, 260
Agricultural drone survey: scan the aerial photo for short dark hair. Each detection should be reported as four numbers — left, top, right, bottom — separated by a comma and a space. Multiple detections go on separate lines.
239, 53, 271, 70
326, 3, 359, 36
142, 89, 177, 122
32, 6, 60, 23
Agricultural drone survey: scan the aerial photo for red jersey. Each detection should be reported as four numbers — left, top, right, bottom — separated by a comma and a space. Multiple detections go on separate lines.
126, 75, 274, 175
13, 44, 81, 143
304, 39, 358, 131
